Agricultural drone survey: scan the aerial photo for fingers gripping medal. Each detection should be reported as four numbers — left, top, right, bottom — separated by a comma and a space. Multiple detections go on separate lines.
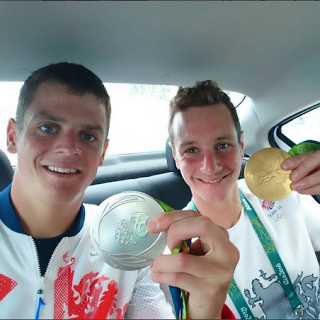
156, 200, 190, 320
90, 191, 167, 271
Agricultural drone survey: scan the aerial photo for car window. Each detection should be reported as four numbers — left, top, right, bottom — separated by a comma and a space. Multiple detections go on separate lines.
281, 106, 320, 144
0, 82, 244, 166
0, 82, 23, 166
270, 105, 320, 151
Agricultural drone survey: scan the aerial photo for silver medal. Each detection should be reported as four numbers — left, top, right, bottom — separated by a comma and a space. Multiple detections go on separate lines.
90, 191, 167, 271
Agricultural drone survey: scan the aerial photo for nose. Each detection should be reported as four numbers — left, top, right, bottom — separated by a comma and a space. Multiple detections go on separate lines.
200, 150, 221, 173
53, 130, 81, 156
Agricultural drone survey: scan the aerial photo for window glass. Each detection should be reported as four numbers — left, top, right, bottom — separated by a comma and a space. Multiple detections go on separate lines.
0, 82, 23, 166
106, 83, 178, 156
281, 107, 320, 144
0, 82, 244, 166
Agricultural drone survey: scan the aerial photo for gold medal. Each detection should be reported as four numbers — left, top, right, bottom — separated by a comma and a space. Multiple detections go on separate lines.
244, 148, 293, 201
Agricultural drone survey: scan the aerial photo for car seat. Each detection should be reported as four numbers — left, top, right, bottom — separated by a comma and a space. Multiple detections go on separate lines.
0, 148, 14, 192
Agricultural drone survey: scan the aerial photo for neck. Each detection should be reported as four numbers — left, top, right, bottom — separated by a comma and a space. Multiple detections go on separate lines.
10, 180, 83, 238
193, 186, 242, 229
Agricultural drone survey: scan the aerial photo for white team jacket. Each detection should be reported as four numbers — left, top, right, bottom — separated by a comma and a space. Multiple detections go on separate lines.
0, 203, 174, 319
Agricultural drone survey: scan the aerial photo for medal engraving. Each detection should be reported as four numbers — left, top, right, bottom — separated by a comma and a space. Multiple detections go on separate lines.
115, 219, 138, 245
131, 212, 148, 238
244, 148, 292, 201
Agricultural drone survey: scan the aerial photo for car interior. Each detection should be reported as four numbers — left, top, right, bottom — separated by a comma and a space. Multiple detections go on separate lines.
0, 2, 319, 210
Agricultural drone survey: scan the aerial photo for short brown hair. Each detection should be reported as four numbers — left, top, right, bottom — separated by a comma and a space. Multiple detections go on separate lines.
16, 62, 111, 141
168, 80, 241, 148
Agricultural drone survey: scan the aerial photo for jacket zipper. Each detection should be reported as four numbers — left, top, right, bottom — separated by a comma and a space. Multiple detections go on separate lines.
31, 237, 64, 319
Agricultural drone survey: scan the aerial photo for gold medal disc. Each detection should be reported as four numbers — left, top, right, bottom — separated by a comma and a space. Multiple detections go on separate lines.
244, 148, 293, 201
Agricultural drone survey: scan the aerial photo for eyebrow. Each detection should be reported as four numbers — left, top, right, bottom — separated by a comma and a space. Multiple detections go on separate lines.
179, 141, 197, 149
83, 124, 104, 132
32, 112, 104, 132
33, 112, 66, 123
179, 135, 237, 148
216, 135, 237, 141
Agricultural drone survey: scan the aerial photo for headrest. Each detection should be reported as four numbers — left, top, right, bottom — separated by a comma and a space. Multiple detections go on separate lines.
0, 149, 14, 192
165, 138, 249, 179
165, 138, 180, 174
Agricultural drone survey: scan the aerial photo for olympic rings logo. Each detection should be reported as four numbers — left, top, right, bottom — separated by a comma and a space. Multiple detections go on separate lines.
114, 219, 138, 245
273, 212, 286, 222
115, 229, 129, 245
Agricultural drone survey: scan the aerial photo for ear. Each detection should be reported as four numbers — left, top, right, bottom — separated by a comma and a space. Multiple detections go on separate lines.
240, 130, 245, 158
170, 142, 181, 170
99, 139, 109, 166
7, 118, 18, 154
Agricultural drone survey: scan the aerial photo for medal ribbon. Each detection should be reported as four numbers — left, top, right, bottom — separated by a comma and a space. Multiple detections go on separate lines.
156, 199, 190, 320
288, 140, 320, 156
190, 192, 303, 319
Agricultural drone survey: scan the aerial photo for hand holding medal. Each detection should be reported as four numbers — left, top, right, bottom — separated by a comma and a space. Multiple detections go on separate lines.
90, 191, 238, 319
90, 191, 187, 318
148, 208, 239, 320
244, 141, 320, 201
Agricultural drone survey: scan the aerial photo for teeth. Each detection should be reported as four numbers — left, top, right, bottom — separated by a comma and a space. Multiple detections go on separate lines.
48, 166, 78, 174
202, 178, 221, 183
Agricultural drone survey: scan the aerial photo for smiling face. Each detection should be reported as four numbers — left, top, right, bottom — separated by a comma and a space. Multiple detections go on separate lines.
171, 104, 244, 205
7, 82, 109, 204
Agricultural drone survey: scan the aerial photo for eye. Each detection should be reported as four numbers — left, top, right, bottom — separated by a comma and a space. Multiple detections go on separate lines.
186, 148, 197, 154
81, 133, 96, 142
40, 125, 54, 133
217, 143, 230, 150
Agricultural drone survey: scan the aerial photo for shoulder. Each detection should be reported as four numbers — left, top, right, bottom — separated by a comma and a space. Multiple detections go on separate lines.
237, 178, 251, 194
83, 203, 99, 225
183, 199, 192, 211
295, 192, 320, 208
83, 202, 98, 213
237, 178, 257, 202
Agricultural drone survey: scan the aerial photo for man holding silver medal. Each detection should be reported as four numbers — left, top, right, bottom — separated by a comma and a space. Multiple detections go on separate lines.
154, 79, 320, 319
0, 63, 238, 319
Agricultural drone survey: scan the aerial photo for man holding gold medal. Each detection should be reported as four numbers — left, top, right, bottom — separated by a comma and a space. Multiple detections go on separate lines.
155, 79, 320, 319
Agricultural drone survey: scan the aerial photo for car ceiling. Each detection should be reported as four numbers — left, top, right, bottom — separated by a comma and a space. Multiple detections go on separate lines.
0, 2, 320, 154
